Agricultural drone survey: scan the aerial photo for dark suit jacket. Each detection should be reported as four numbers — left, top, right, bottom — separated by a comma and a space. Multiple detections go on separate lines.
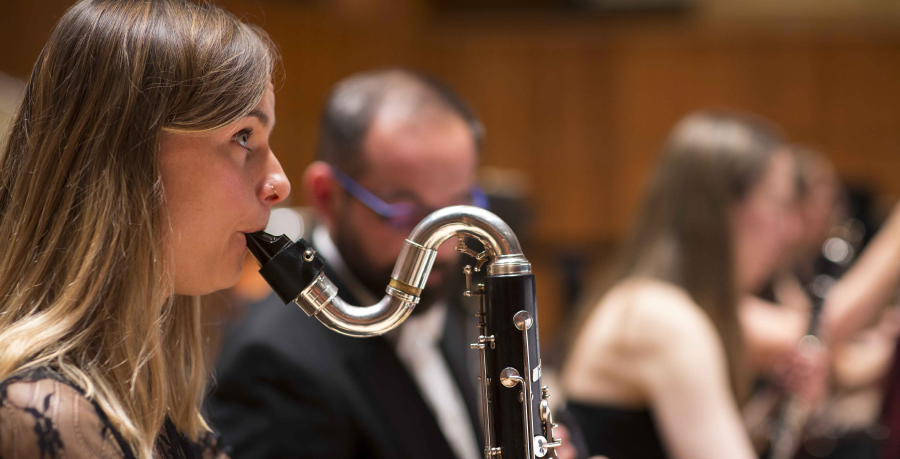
207, 251, 482, 459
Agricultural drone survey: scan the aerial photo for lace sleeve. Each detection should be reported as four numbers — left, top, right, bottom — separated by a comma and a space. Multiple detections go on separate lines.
196, 431, 228, 459
0, 376, 132, 459
156, 417, 230, 459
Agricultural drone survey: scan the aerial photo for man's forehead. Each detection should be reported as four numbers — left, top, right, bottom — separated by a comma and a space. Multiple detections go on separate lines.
357, 111, 477, 204
363, 109, 475, 161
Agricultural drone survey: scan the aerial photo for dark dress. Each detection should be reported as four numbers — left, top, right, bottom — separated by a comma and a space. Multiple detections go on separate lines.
566, 401, 668, 459
0, 367, 226, 459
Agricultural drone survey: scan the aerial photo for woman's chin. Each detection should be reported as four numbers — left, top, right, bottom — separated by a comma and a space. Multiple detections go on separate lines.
190, 261, 245, 296
173, 238, 247, 296
219, 253, 246, 291
175, 271, 241, 296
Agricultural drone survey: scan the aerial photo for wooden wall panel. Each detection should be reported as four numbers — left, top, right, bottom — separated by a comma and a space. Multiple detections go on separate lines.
604, 37, 827, 234
820, 42, 900, 197
4, 3, 900, 341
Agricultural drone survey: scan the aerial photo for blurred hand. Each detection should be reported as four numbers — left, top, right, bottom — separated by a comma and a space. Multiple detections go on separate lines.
552, 423, 609, 459
773, 336, 829, 406
553, 423, 578, 459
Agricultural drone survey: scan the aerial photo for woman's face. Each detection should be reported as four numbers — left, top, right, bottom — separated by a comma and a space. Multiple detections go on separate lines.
159, 85, 290, 295
732, 150, 802, 294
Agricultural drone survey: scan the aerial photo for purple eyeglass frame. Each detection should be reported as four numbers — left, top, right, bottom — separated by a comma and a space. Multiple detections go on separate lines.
330, 167, 490, 228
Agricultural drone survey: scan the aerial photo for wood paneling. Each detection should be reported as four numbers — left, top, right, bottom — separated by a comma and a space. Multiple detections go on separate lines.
4, 2, 900, 342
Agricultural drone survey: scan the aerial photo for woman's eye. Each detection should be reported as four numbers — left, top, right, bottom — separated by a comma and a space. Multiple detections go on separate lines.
234, 129, 253, 151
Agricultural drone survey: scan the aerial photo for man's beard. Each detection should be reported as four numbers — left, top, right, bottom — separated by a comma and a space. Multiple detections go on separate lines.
332, 218, 461, 315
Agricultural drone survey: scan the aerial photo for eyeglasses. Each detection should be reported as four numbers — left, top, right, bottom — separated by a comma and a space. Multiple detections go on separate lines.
331, 167, 490, 231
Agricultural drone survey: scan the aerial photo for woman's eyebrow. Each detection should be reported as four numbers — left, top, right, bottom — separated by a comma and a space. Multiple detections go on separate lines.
246, 109, 270, 127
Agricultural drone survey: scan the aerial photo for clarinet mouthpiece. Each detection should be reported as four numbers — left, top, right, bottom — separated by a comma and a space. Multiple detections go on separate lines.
245, 231, 326, 305
246, 231, 293, 266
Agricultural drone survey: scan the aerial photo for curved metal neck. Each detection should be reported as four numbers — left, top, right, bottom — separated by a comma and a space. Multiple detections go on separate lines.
296, 205, 530, 337
406, 205, 524, 257
392, 206, 531, 291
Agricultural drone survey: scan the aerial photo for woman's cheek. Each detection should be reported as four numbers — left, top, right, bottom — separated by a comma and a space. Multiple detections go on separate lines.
216, 168, 251, 210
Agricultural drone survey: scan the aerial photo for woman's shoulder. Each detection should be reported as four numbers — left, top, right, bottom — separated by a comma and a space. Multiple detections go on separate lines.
564, 278, 726, 404
607, 278, 719, 343
0, 367, 133, 459
573, 278, 719, 355
1, 368, 228, 459
608, 279, 732, 390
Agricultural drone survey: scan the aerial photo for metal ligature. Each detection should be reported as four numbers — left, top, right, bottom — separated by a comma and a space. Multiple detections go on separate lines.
246, 205, 562, 459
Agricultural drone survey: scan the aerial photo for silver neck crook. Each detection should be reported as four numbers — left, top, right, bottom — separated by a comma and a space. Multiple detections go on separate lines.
294, 205, 531, 337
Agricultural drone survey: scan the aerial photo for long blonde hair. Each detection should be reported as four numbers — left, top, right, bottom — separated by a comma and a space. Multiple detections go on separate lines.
0, 1, 278, 457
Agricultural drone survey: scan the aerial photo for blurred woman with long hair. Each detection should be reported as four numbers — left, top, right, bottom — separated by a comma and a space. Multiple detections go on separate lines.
562, 111, 797, 459
0, 1, 289, 458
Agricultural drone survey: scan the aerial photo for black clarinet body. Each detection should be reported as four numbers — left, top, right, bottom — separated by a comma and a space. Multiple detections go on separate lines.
482, 272, 557, 458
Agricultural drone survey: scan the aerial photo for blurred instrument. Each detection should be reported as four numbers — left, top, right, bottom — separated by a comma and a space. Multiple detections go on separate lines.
769, 217, 865, 459
768, 332, 823, 459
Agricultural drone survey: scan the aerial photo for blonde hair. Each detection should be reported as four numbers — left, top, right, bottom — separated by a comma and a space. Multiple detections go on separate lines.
0, 1, 278, 457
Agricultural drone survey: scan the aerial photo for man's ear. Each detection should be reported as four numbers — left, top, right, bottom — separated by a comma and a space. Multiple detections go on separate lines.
302, 161, 340, 226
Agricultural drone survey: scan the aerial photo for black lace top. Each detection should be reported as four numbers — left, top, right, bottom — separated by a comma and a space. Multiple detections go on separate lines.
0, 368, 227, 459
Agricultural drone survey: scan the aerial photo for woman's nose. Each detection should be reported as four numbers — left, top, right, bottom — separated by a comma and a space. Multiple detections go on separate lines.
261, 152, 291, 205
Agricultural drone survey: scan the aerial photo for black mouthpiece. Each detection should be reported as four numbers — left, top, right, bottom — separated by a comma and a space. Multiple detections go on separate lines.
245, 231, 327, 304
246, 231, 293, 265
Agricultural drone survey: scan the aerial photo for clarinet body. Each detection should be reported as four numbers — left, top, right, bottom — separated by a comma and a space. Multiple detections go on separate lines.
246, 205, 562, 459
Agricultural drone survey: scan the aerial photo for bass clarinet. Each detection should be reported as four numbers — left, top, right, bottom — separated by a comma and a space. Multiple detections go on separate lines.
246, 205, 563, 459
